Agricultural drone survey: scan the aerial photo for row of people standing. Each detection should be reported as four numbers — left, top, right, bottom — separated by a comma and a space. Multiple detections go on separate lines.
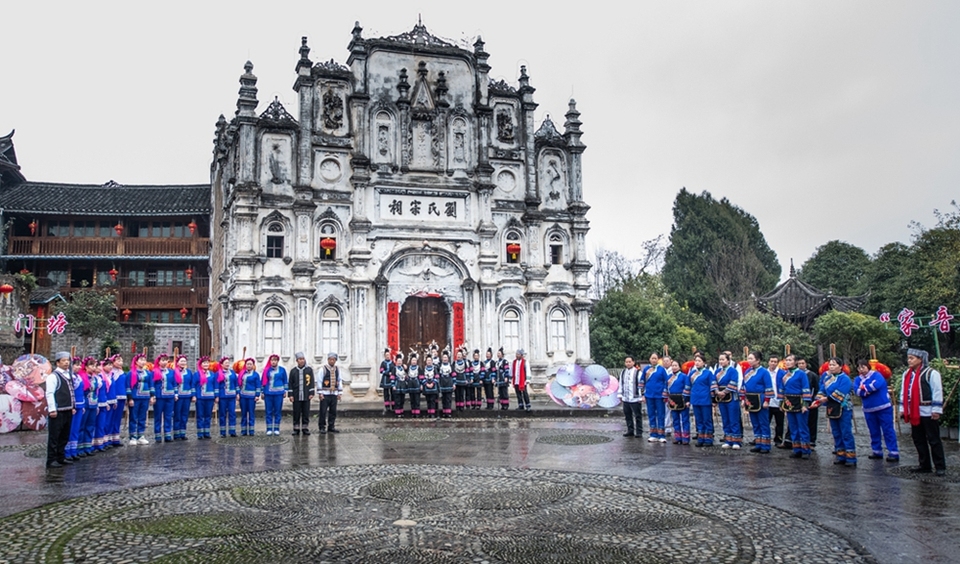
617, 349, 929, 470
378, 347, 532, 417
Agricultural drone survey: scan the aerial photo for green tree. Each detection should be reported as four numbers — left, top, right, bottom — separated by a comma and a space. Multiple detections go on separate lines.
723, 312, 814, 361
812, 311, 900, 367
662, 188, 781, 346
54, 288, 120, 357
798, 240, 871, 296
590, 273, 707, 367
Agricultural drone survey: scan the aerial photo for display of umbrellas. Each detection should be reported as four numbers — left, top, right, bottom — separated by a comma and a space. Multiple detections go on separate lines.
546, 363, 620, 409
0, 354, 51, 433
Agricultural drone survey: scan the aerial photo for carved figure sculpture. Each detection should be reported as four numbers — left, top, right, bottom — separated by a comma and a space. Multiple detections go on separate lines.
323, 89, 344, 130
497, 109, 514, 142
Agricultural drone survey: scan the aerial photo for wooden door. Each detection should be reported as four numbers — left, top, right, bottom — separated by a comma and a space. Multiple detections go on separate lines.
399, 297, 448, 359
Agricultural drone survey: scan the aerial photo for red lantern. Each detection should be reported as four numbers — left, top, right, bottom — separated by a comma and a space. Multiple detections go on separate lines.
185, 266, 193, 280
188, 220, 197, 235
114, 222, 124, 236
19, 269, 30, 275
0, 284, 14, 295
108, 268, 118, 281
122, 308, 132, 321
28, 220, 37, 236
180, 307, 188, 319
506, 243, 521, 260
320, 237, 337, 257
131, 341, 137, 353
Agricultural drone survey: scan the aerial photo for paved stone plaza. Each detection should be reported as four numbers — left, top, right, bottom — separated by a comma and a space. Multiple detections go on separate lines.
0, 410, 957, 563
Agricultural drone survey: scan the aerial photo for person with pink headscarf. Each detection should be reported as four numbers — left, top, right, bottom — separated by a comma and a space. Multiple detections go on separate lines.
78, 357, 99, 456
238, 358, 261, 435
152, 354, 178, 443
126, 354, 152, 445
109, 355, 126, 447
172, 355, 196, 441
195, 357, 219, 439
217, 356, 239, 437
262, 354, 288, 436
93, 359, 113, 452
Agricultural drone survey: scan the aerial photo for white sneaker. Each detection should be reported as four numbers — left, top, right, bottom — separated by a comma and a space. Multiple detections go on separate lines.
721, 443, 730, 449
658, 438, 667, 443
647, 437, 657, 443
128, 439, 138, 446
732, 444, 741, 450
138, 437, 149, 445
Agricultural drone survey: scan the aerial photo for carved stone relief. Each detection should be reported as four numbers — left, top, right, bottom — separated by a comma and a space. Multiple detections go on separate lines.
539, 150, 568, 210
496, 108, 515, 143
260, 134, 292, 192
373, 111, 395, 164
450, 117, 467, 169
322, 89, 344, 130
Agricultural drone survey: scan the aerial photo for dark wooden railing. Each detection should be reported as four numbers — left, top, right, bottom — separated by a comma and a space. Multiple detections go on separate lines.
7, 237, 210, 256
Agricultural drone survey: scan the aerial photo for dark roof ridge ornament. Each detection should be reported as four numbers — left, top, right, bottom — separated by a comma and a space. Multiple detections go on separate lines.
258, 97, 299, 129
102, 180, 122, 188
789, 258, 796, 278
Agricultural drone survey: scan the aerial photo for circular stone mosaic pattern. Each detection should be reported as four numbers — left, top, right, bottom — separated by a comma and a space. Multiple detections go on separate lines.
536, 433, 614, 446
379, 430, 451, 442
886, 465, 960, 483
215, 435, 289, 447
0, 465, 875, 564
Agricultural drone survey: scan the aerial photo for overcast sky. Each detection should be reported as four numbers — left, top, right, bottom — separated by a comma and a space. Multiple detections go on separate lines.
3, 1, 957, 278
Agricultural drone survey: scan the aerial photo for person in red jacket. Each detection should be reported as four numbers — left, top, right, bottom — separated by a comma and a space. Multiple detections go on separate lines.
510, 349, 531, 412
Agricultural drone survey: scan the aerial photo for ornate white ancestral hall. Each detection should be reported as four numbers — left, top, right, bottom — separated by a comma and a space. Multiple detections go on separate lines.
209, 21, 592, 398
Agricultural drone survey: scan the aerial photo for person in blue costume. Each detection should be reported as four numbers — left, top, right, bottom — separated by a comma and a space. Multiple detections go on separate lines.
715, 352, 742, 449
152, 354, 178, 443
854, 359, 899, 462
811, 357, 857, 467
495, 348, 511, 410
238, 358, 261, 436
741, 352, 773, 454
217, 356, 239, 437
126, 354, 153, 445
64, 357, 86, 461
688, 354, 718, 447
78, 357, 99, 456
195, 357, 219, 439
262, 354, 288, 435
378, 348, 395, 414
664, 359, 690, 445
778, 354, 812, 459
93, 360, 113, 451
109, 355, 126, 447
171, 355, 195, 441
642, 353, 668, 443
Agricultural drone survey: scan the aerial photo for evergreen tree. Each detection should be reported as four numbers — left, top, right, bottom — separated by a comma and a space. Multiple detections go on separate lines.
798, 240, 871, 296
662, 188, 781, 345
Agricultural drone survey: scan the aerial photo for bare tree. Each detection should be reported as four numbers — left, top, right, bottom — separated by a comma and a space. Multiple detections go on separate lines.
592, 236, 666, 299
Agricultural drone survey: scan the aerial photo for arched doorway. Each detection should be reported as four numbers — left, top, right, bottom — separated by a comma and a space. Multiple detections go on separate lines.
399, 296, 448, 359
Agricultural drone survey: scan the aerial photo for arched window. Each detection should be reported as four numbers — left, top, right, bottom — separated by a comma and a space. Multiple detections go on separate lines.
319, 223, 338, 261
502, 308, 521, 352
548, 233, 564, 265
549, 309, 567, 352
263, 307, 284, 356
320, 308, 341, 354
505, 231, 521, 265
266, 223, 284, 258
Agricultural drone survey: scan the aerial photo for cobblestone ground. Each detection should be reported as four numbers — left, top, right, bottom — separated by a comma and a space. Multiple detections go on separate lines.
0, 411, 957, 564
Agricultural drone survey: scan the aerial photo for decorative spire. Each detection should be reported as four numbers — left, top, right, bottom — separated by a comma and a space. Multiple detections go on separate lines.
236, 61, 259, 117
397, 68, 410, 103
563, 98, 584, 148
297, 36, 312, 71
518, 65, 535, 95
789, 259, 796, 278
352, 21, 363, 41
435, 71, 449, 107
417, 60, 428, 79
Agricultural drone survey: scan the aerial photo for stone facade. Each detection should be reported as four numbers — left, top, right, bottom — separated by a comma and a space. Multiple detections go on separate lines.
210, 21, 592, 397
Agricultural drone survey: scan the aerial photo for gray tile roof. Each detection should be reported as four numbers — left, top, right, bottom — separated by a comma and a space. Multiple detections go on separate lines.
0, 180, 210, 216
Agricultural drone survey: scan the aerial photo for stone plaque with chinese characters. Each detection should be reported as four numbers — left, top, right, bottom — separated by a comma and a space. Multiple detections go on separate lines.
376, 191, 468, 224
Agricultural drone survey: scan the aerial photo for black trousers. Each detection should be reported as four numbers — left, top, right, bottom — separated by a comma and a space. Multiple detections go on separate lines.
318, 395, 338, 430
769, 406, 785, 443
622, 401, 643, 434
409, 392, 421, 414
441, 391, 453, 412
807, 407, 819, 444
454, 386, 465, 408
47, 410, 72, 466
911, 416, 946, 470
424, 394, 438, 414
497, 384, 510, 406
483, 382, 495, 406
514, 385, 530, 409
291, 399, 311, 429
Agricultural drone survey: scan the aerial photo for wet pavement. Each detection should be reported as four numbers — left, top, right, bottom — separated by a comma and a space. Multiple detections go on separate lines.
0, 404, 957, 563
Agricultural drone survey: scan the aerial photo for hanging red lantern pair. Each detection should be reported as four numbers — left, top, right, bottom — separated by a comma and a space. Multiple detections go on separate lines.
28, 220, 37, 236
122, 308, 132, 321
108, 268, 118, 281
180, 307, 189, 319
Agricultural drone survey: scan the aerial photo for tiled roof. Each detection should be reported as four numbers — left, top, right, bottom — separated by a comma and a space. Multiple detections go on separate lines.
29, 288, 64, 305
0, 181, 210, 216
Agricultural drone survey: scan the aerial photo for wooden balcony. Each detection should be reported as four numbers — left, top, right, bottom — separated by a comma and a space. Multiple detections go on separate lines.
7, 236, 210, 256
59, 283, 208, 309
